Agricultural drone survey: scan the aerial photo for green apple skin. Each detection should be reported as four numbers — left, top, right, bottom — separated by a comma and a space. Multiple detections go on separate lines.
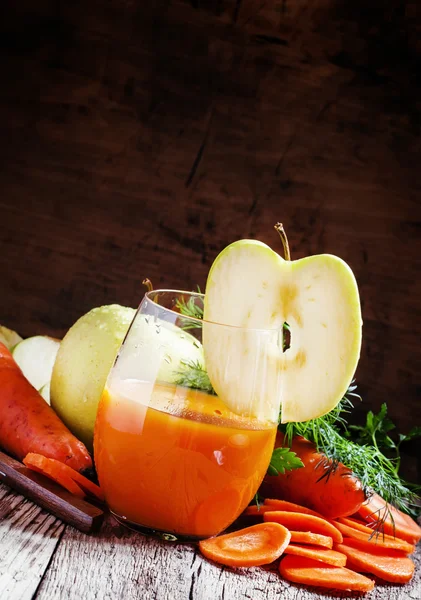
51, 305, 136, 451
0, 325, 23, 351
13, 335, 60, 393
203, 240, 362, 423
51, 304, 205, 451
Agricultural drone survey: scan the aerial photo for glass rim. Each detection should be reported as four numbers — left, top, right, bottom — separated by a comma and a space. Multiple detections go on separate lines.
144, 289, 284, 333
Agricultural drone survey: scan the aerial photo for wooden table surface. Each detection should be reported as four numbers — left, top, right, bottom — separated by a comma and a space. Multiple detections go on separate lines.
0, 482, 420, 600
1, 1, 420, 599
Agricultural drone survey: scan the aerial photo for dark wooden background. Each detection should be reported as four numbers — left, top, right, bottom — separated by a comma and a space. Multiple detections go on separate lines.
0, 1, 420, 475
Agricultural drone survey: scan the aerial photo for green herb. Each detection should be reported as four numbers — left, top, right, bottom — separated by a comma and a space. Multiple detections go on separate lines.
267, 447, 304, 476
175, 286, 204, 326
253, 491, 262, 510
173, 359, 215, 394
347, 403, 421, 474
281, 385, 420, 518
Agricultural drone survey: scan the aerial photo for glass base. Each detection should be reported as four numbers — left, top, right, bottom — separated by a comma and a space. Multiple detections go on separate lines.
110, 511, 205, 543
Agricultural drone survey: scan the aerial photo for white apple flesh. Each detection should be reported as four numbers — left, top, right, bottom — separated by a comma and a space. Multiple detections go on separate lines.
12, 335, 60, 393
203, 239, 362, 423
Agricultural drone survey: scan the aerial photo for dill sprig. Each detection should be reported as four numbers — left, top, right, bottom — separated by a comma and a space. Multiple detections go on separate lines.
281, 385, 420, 518
175, 287, 204, 326
174, 359, 215, 394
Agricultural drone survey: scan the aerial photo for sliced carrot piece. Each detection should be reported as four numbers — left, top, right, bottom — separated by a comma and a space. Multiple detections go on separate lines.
264, 511, 343, 544
243, 505, 277, 517
337, 516, 376, 533
332, 519, 414, 554
285, 544, 346, 567
23, 453, 104, 501
289, 531, 333, 549
279, 555, 375, 592
335, 539, 415, 584
23, 454, 85, 498
198, 522, 291, 567
263, 498, 324, 518
358, 493, 421, 545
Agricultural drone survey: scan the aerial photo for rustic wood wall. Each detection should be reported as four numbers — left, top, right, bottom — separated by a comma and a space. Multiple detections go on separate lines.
0, 1, 420, 469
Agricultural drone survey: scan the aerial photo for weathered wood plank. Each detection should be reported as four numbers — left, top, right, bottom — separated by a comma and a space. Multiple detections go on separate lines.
34, 514, 421, 600
0, 484, 64, 600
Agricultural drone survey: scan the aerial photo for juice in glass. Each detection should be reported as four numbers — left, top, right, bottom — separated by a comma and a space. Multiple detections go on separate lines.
94, 378, 277, 539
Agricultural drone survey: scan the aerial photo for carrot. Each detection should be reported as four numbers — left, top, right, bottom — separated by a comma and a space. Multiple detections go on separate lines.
198, 522, 291, 567
260, 433, 365, 519
0, 343, 92, 473
23, 453, 104, 501
263, 511, 343, 544
263, 498, 324, 518
332, 519, 414, 554
279, 555, 375, 592
284, 544, 346, 567
289, 531, 333, 549
243, 505, 278, 517
357, 492, 421, 545
334, 539, 415, 584
23, 456, 85, 498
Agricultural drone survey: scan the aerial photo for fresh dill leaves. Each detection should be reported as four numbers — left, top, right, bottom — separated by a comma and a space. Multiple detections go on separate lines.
175, 287, 204, 326
173, 359, 215, 394
280, 384, 420, 517
267, 447, 304, 476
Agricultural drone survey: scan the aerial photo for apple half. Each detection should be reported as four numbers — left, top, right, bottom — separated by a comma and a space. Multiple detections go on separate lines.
203, 239, 362, 423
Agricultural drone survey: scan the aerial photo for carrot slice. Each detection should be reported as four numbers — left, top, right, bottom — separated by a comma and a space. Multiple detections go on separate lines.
23, 455, 85, 498
263, 498, 324, 518
358, 493, 421, 545
337, 516, 376, 533
264, 511, 343, 544
335, 539, 415, 584
289, 531, 333, 549
23, 453, 104, 501
198, 522, 291, 567
284, 544, 346, 567
279, 555, 375, 592
243, 505, 278, 517
332, 519, 414, 554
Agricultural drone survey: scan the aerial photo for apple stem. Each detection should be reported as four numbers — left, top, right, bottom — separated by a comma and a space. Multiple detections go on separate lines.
142, 278, 153, 292
274, 223, 291, 261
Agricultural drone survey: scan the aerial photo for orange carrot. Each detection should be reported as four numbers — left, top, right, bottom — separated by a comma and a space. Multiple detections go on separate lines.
23, 453, 104, 501
358, 492, 421, 545
332, 519, 414, 554
337, 516, 376, 533
198, 523, 291, 567
263, 511, 343, 544
334, 539, 415, 584
0, 343, 92, 473
289, 531, 333, 549
279, 555, 375, 592
243, 505, 278, 517
284, 544, 346, 567
260, 432, 365, 519
263, 498, 324, 518
23, 455, 85, 498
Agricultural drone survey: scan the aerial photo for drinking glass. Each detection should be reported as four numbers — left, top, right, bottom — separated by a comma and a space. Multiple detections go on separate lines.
94, 290, 284, 541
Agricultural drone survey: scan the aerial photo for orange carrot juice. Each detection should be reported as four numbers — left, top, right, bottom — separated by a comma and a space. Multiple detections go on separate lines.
94, 379, 276, 538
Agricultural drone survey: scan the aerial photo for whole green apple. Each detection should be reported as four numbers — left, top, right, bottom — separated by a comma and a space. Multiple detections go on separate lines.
51, 305, 136, 451
51, 304, 205, 451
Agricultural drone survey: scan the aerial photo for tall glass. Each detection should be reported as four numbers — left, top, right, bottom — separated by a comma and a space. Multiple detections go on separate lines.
94, 290, 284, 541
